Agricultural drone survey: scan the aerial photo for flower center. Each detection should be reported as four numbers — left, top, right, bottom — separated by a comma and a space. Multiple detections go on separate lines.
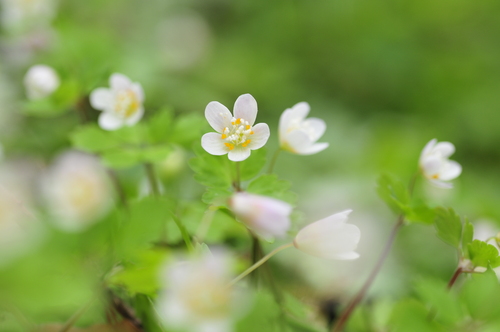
221, 117, 254, 150
114, 89, 140, 118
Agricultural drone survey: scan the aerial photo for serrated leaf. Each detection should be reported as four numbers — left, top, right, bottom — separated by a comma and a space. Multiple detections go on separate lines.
247, 174, 296, 204
462, 219, 474, 258
189, 150, 232, 189
434, 207, 462, 248
239, 148, 267, 181
414, 278, 463, 325
376, 174, 410, 215
406, 203, 435, 225
171, 114, 206, 147
468, 240, 500, 268
460, 268, 500, 320
202, 187, 232, 206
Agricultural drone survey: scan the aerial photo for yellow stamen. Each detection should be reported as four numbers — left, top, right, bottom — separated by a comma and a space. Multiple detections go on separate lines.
225, 143, 235, 150
235, 118, 241, 124
221, 134, 227, 139
246, 125, 251, 130
242, 139, 251, 147
250, 131, 254, 135
431, 174, 439, 179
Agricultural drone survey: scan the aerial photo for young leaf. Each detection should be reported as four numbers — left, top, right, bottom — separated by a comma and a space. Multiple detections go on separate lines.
189, 150, 232, 190
468, 240, 500, 268
406, 203, 435, 225
239, 148, 267, 181
434, 207, 462, 248
414, 278, 462, 325
460, 268, 500, 320
247, 174, 297, 204
461, 218, 474, 258
376, 174, 410, 215
70, 124, 121, 152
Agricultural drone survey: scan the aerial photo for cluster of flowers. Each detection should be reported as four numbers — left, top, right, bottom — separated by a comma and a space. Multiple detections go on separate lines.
17, 66, 464, 332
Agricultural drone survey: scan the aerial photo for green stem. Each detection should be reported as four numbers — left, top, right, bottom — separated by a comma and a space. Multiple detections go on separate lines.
234, 162, 241, 191
268, 148, 282, 174
172, 215, 194, 252
144, 163, 160, 196
228, 243, 293, 287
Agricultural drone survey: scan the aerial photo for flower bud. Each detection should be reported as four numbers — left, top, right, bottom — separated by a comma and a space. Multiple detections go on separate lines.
24, 64, 60, 100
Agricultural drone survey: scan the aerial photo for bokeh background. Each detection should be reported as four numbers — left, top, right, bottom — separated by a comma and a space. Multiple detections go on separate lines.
1, 0, 500, 330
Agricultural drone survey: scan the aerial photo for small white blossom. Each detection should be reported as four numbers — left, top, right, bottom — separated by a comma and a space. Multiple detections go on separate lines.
42, 151, 113, 232
90, 73, 145, 131
201, 94, 270, 162
229, 192, 292, 240
157, 251, 243, 332
0, 0, 56, 31
23, 64, 60, 100
279, 102, 329, 155
419, 139, 462, 189
293, 210, 360, 260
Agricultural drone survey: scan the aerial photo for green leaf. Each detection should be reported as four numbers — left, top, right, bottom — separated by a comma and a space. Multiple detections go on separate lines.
247, 174, 297, 204
388, 299, 445, 332
141, 145, 171, 163
101, 148, 143, 169
189, 148, 232, 190
376, 174, 410, 215
434, 207, 462, 248
70, 124, 121, 152
460, 268, 500, 320
239, 148, 267, 181
414, 278, 463, 325
462, 218, 474, 258
236, 291, 282, 332
468, 240, 500, 268
406, 203, 435, 225
146, 108, 173, 143
202, 187, 232, 206
170, 114, 206, 147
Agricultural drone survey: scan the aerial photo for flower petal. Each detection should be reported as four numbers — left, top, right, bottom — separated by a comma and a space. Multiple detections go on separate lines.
109, 73, 132, 90
131, 82, 145, 103
439, 160, 462, 181
247, 123, 270, 150
434, 142, 455, 158
278, 107, 295, 139
295, 142, 329, 155
89, 88, 112, 111
301, 117, 326, 142
290, 102, 310, 121
429, 179, 453, 189
233, 94, 258, 125
281, 130, 313, 153
124, 107, 144, 126
330, 251, 360, 260
228, 146, 251, 162
205, 102, 233, 133
201, 133, 229, 155
421, 155, 442, 176
419, 139, 437, 161
98, 112, 124, 131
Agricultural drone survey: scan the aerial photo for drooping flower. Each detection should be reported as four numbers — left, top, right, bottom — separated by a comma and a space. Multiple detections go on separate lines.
229, 192, 292, 239
42, 151, 113, 232
157, 251, 245, 332
201, 94, 270, 162
419, 139, 462, 189
90, 73, 145, 131
293, 210, 360, 260
23, 64, 60, 100
279, 102, 329, 155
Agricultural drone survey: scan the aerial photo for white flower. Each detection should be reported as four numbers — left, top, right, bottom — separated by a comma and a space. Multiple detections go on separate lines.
157, 251, 244, 332
293, 210, 360, 260
42, 151, 113, 232
23, 64, 60, 100
419, 139, 462, 189
90, 73, 145, 131
279, 102, 329, 155
229, 192, 292, 240
0, 0, 56, 31
201, 94, 270, 162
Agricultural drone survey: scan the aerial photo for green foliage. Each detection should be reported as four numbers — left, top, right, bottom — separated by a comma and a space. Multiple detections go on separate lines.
460, 268, 500, 321
405, 203, 435, 225
22, 80, 80, 117
247, 174, 297, 204
461, 219, 474, 258
434, 207, 462, 248
414, 278, 462, 325
376, 174, 410, 215
239, 148, 267, 181
389, 299, 445, 332
467, 240, 500, 268
189, 147, 232, 190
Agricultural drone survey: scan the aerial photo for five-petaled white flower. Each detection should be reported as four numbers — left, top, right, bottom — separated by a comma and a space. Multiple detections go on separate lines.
24, 64, 60, 100
90, 73, 145, 131
279, 102, 329, 155
229, 192, 292, 240
201, 94, 270, 162
157, 251, 245, 332
293, 210, 360, 260
419, 139, 462, 189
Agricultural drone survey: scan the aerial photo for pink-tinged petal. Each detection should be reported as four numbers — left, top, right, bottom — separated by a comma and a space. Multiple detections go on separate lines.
109, 73, 132, 90
205, 101, 233, 133
301, 117, 326, 142
124, 107, 144, 126
429, 179, 453, 189
89, 88, 112, 111
98, 112, 124, 131
295, 142, 329, 155
201, 133, 229, 156
131, 82, 145, 103
419, 139, 437, 161
439, 160, 462, 181
434, 142, 455, 158
228, 146, 251, 161
247, 123, 270, 150
281, 130, 313, 153
233, 94, 258, 125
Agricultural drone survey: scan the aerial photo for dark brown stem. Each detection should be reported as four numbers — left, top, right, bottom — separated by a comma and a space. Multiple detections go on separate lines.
332, 215, 405, 332
447, 267, 463, 289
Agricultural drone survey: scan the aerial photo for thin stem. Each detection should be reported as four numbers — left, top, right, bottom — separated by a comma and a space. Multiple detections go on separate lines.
144, 163, 160, 196
268, 148, 282, 174
107, 169, 128, 209
58, 299, 94, 332
332, 215, 405, 332
447, 267, 463, 289
250, 233, 261, 286
227, 243, 294, 287
408, 171, 420, 196
233, 162, 241, 191
172, 215, 194, 252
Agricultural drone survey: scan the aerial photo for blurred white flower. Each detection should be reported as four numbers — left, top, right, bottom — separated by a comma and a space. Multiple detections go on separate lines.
0, 0, 56, 32
279, 102, 329, 155
23, 64, 60, 100
157, 251, 244, 332
90, 73, 145, 131
43, 151, 113, 232
419, 139, 462, 189
229, 192, 292, 240
293, 210, 360, 260
201, 94, 270, 162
